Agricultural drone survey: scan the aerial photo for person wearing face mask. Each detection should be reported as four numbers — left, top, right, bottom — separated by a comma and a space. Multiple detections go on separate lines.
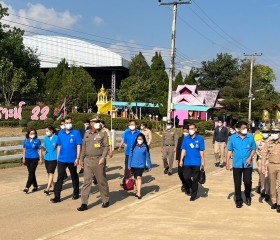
78, 120, 90, 174
51, 116, 82, 203
179, 124, 205, 201
176, 124, 190, 193
161, 120, 178, 176
140, 122, 152, 147
261, 126, 280, 213
213, 118, 228, 168
22, 129, 43, 194
77, 119, 110, 211
100, 120, 113, 158
128, 133, 152, 199
255, 126, 270, 200
120, 120, 140, 186
56, 119, 68, 180
41, 125, 58, 195
226, 121, 257, 208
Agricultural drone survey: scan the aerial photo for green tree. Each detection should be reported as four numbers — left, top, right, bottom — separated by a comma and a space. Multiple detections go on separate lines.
150, 52, 169, 115
119, 52, 152, 102
172, 71, 184, 91
184, 67, 197, 85
0, 4, 44, 104
219, 59, 279, 120
197, 53, 239, 90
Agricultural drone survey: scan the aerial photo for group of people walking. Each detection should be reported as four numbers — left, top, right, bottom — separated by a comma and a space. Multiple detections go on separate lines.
22, 116, 280, 213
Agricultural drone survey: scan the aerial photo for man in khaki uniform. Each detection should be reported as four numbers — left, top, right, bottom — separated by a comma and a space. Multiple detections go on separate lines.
141, 122, 152, 146
255, 126, 270, 201
262, 125, 280, 213
77, 119, 109, 211
161, 120, 178, 176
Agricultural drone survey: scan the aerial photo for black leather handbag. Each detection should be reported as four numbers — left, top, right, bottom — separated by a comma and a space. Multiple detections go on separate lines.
199, 168, 206, 184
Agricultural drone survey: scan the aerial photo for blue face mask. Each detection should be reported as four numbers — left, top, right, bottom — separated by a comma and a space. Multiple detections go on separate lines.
262, 133, 269, 139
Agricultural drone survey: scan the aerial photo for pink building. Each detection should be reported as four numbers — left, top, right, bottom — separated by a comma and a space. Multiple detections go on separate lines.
172, 85, 223, 125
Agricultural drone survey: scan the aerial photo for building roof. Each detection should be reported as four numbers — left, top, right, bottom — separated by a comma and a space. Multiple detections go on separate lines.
23, 35, 130, 69
172, 85, 220, 108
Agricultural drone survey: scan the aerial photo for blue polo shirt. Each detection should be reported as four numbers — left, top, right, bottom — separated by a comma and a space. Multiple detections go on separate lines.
57, 129, 82, 163
43, 135, 58, 161
124, 129, 140, 156
228, 133, 257, 168
121, 128, 130, 139
181, 135, 205, 166
23, 138, 41, 159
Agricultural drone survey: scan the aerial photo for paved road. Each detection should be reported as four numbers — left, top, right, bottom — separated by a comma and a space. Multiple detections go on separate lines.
0, 138, 278, 240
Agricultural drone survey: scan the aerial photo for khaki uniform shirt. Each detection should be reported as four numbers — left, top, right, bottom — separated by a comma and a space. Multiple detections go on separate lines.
161, 128, 178, 148
262, 139, 280, 164
80, 130, 109, 161
141, 128, 152, 146
102, 127, 112, 146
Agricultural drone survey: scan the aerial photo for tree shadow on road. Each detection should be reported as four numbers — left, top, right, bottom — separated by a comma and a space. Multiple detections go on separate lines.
107, 173, 122, 181
106, 166, 123, 172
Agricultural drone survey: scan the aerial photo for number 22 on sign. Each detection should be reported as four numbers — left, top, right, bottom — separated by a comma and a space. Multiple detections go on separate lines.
31, 106, 49, 120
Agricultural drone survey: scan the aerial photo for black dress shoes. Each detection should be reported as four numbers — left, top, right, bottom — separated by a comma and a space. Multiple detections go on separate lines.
50, 197, 61, 203
102, 202, 110, 208
245, 197, 251, 206
185, 188, 191, 196
77, 204, 88, 211
181, 185, 185, 192
164, 168, 169, 174
190, 197, 196, 201
168, 172, 172, 176
72, 195, 80, 200
271, 203, 277, 209
23, 188, 29, 194
236, 202, 243, 208
215, 163, 219, 167
264, 194, 270, 202
277, 205, 280, 213
32, 187, 38, 192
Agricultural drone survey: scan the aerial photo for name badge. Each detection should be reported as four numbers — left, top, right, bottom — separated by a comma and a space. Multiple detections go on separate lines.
94, 143, 101, 148
70, 138, 73, 143
189, 143, 194, 148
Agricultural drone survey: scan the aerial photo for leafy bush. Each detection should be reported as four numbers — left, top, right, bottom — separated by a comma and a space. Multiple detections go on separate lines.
19, 119, 28, 127
73, 121, 84, 131
27, 121, 37, 130
197, 121, 215, 135
44, 118, 54, 127
0, 120, 19, 127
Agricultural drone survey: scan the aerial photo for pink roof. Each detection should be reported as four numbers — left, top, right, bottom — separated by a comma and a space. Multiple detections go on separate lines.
172, 85, 220, 108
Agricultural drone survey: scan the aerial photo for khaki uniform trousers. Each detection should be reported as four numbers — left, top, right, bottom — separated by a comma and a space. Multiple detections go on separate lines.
268, 163, 280, 205
214, 141, 226, 165
162, 146, 175, 173
257, 159, 270, 194
81, 157, 109, 205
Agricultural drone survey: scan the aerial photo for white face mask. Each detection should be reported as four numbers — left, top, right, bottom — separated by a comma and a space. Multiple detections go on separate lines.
46, 131, 52, 136
129, 125, 136, 131
60, 125, 65, 130
262, 133, 269, 139
166, 125, 172, 130
94, 123, 100, 130
183, 132, 189, 136
65, 123, 72, 130
189, 130, 195, 136
218, 123, 222, 127
137, 140, 143, 145
241, 129, 248, 135
29, 134, 35, 139
230, 130, 236, 134
235, 128, 239, 133
140, 126, 144, 130
271, 133, 279, 140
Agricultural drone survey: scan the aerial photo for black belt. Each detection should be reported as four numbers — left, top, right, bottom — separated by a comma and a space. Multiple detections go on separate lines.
165, 145, 175, 146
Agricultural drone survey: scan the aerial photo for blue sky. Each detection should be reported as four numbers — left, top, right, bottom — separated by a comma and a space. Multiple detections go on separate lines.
2, 0, 280, 89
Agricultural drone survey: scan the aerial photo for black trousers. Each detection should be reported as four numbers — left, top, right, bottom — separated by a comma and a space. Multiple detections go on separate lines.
233, 167, 252, 203
54, 162, 79, 199
178, 165, 186, 186
25, 158, 39, 188
183, 166, 201, 198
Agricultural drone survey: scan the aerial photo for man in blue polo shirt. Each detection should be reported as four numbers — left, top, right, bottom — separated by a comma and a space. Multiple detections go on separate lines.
180, 123, 205, 201
51, 116, 82, 203
120, 120, 140, 185
226, 121, 257, 208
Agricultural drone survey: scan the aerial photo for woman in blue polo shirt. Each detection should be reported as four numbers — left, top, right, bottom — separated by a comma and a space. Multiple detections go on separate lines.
41, 125, 58, 195
128, 133, 152, 199
22, 129, 42, 194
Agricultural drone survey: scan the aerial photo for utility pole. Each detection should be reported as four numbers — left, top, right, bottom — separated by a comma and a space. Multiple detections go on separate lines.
158, 0, 192, 121
243, 53, 262, 123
